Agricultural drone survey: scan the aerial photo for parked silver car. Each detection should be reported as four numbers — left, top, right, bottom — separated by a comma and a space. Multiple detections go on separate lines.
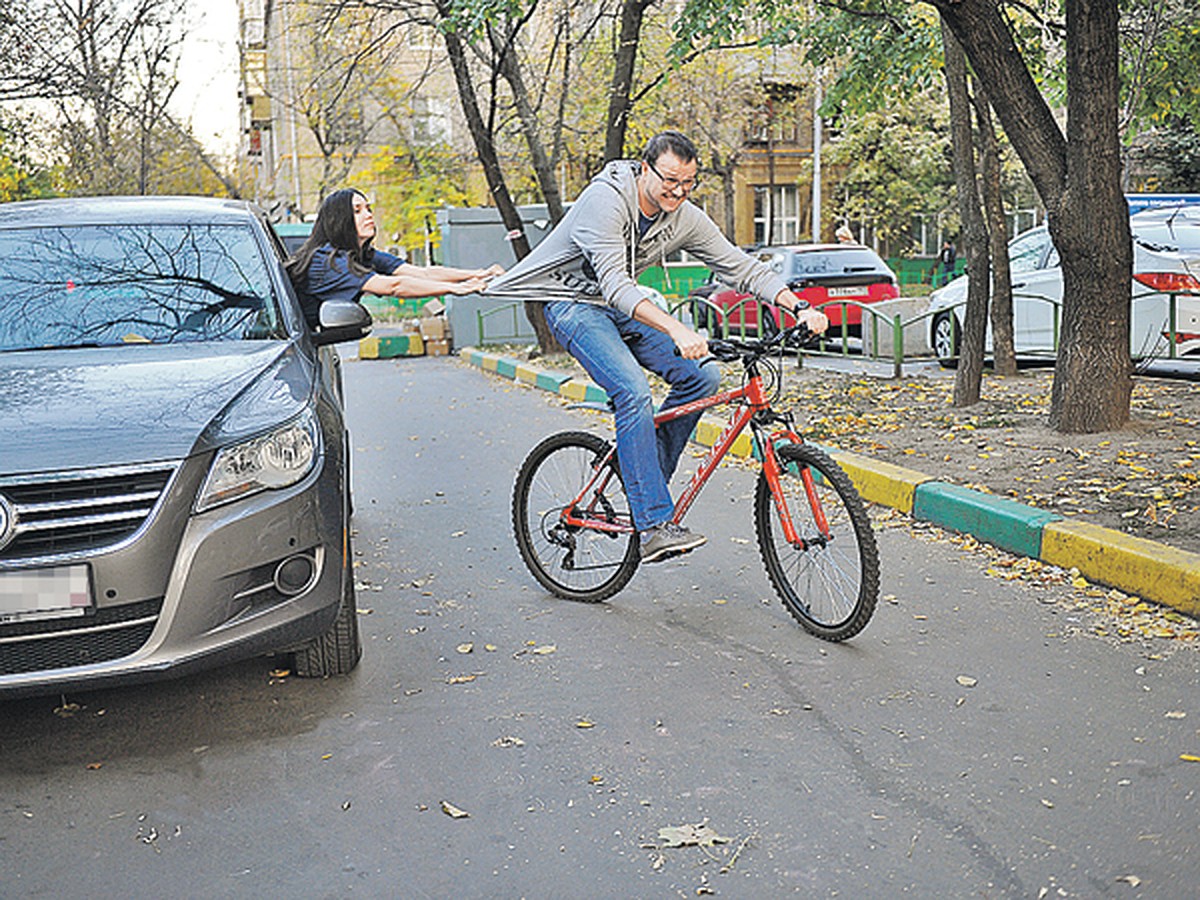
928, 204, 1200, 363
0, 196, 371, 698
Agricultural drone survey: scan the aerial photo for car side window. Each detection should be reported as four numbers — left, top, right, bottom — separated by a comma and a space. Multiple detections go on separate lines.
1009, 231, 1052, 275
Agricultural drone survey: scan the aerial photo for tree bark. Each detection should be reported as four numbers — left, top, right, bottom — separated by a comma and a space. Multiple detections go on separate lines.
438, 8, 559, 353
1048, 0, 1132, 431
941, 19, 989, 408
490, 19, 566, 223
971, 82, 1016, 376
603, 0, 653, 162
932, 0, 1132, 432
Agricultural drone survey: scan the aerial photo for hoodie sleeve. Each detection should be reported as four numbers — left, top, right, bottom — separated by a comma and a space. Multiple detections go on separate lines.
675, 206, 790, 302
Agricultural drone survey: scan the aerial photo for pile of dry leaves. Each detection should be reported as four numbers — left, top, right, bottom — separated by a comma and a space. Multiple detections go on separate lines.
782, 365, 1200, 556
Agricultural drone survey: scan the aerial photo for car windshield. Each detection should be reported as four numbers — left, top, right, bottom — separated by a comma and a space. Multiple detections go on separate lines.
0, 223, 284, 352
782, 249, 886, 278
1132, 207, 1200, 253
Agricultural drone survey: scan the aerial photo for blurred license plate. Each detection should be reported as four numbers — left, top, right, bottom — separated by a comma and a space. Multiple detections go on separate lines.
826, 286, 865, 298
0, 566, 91, 623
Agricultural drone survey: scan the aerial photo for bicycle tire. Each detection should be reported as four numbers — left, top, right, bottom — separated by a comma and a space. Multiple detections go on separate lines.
754, 442, 879, 641
512, 431, 640, 603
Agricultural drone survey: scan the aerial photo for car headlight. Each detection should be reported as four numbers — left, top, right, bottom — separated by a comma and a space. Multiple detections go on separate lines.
196, 410, 320, 512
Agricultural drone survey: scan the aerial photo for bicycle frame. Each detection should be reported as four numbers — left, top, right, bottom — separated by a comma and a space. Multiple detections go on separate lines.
560, 365, 829, 549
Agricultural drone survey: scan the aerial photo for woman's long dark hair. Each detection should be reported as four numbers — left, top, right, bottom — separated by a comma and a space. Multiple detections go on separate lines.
285, 188, 377, 289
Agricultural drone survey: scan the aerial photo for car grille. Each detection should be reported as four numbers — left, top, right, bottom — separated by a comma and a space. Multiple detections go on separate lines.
0, 597, 163, 675
0, 463, 178, 564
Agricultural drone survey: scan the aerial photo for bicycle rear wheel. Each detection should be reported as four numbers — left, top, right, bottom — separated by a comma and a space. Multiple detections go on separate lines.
512, 431, 640, 603
754, 443, 879, 641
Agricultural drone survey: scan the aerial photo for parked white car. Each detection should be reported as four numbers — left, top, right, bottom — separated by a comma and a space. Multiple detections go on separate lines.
928, 204, 1200, 363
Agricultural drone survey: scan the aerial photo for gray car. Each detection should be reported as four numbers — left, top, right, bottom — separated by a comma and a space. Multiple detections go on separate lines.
0, 196, 372, 699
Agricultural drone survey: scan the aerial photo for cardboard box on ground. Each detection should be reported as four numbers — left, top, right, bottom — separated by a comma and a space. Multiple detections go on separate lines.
420, 298, 451, 349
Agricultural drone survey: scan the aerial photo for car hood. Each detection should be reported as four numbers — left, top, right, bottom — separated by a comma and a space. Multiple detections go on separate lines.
0, 342, 314, 476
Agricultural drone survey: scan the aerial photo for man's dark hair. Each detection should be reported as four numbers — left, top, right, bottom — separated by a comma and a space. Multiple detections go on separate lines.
642, 131, 698, 165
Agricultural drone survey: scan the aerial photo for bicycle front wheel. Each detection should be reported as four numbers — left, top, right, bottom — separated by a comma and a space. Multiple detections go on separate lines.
512, 431, 640, 603
754, 443, 879, 641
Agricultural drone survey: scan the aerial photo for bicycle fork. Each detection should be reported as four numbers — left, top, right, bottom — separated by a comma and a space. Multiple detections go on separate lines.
758, 427, 832, 551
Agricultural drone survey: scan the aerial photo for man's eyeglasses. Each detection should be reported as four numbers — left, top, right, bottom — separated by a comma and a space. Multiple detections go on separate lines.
647, 159, 700, 195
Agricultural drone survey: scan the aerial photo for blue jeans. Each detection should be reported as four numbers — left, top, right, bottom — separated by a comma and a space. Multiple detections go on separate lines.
543, 300, 721, 531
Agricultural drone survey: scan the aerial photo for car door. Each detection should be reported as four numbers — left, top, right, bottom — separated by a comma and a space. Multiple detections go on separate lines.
1007, 228, 1062, 352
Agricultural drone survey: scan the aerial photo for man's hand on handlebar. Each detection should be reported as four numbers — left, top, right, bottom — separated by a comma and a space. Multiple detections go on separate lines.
776, 288, 830, 336
671, 323, 709, 360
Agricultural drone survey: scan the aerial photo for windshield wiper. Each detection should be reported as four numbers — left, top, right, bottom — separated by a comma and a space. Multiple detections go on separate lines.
3, 342, 103, 353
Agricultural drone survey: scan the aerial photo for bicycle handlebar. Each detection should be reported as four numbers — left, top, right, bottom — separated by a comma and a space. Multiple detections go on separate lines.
706, 321, 815, 363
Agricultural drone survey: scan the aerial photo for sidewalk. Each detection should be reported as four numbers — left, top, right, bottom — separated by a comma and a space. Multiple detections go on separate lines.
457, 346, 1200, 620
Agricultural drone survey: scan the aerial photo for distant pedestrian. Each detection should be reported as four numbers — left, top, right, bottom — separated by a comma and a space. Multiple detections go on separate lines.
835, 224, 854, 244
937, 239, 957, 285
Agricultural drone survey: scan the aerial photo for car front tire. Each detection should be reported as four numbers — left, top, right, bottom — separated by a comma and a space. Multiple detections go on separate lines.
293, 481, 362, 678
932, 312, 960, 368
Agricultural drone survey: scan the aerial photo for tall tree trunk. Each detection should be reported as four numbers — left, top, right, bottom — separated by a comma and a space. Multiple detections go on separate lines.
710, 149, 737, 237
942, 20, 989, 407
491, 22, 566, 223
932, 0, 1131, 432
603, 0, 653, 162
438, 11, 559, 353
1049, 0, 1132, 431
971, 82, 1016, 376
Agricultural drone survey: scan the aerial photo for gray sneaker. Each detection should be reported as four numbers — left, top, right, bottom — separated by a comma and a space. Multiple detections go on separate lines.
640, 523, 707, 563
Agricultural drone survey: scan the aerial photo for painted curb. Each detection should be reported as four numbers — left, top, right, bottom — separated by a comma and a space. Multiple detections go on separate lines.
913, 482, 1063, 560
1042, 520, 1200, 617
829, 451, 933, 514
559, 379, 609, 404
359, 332, 424, 359
693, 417, 755, 458
458, 347, 1199, 617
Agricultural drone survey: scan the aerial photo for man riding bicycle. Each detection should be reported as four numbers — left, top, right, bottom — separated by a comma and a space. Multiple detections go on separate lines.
485, 131, 829, 563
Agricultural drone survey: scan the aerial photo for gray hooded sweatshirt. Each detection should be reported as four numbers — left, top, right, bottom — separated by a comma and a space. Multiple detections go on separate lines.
483, 159, 789, 317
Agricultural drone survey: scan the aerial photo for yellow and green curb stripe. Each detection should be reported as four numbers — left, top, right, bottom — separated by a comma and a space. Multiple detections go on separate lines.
458, 346, 1199, 617
358, 332, 424, 359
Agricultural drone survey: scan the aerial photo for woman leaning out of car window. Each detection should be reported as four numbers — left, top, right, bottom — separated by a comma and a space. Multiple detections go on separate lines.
285, 188, 504, 328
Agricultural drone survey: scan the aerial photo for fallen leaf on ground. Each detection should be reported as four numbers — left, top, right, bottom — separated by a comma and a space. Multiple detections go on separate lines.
658, 823, 730, 848
441, 800, 470, 819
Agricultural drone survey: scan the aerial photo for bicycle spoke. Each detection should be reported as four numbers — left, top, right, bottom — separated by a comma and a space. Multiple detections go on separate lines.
755, 443, 879, 641
513, 432, 639, 602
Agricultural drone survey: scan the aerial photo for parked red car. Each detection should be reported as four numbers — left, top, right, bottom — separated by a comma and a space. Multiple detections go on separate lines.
691, 244, 899, 336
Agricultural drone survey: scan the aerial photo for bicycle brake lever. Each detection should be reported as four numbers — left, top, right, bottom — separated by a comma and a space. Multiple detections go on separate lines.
785, 324, 816, 348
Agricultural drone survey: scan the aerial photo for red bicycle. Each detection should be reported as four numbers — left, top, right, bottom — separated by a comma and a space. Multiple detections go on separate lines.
512, 321, 879, 642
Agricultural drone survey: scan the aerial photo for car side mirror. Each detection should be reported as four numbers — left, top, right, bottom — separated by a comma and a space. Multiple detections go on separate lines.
312, 300, 373, 346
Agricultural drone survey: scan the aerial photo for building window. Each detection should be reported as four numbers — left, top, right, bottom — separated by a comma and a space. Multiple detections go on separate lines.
753, 185, 800, 245
412, 97, 451, 144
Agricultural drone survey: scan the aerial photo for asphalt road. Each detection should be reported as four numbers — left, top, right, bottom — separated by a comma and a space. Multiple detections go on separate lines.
2, 354, 1197, 898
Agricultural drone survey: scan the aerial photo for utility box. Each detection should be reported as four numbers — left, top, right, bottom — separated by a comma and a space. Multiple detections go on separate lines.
435, 205, 557, 347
